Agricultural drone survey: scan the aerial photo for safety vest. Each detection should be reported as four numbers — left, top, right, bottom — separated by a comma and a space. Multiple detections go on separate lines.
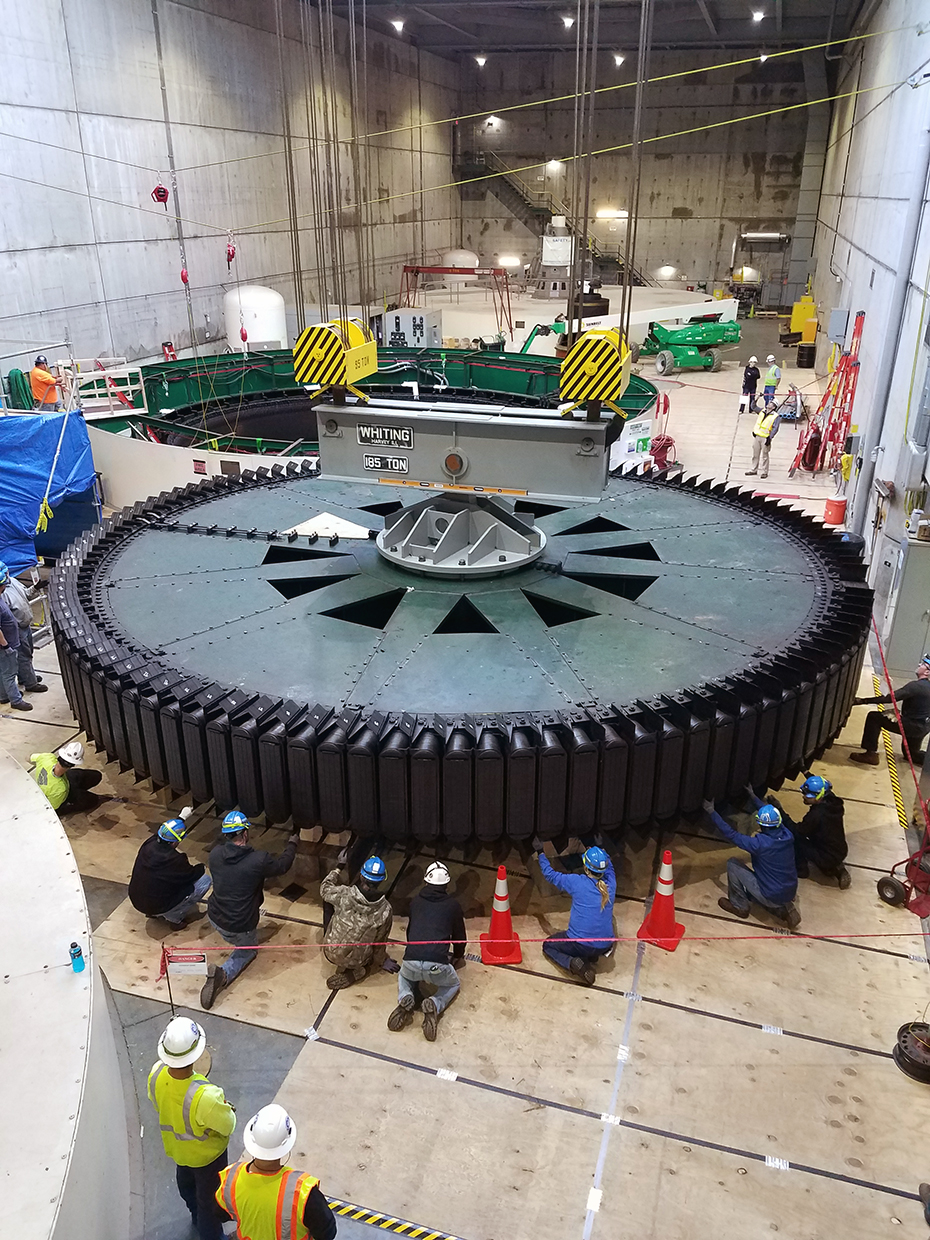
30, 752, 69, 810
147, 1064, 230, 1168
764, 364, 780, 388
30, 366, 58, 404
753, 409, 778, 438
217, 1160, 319, 1240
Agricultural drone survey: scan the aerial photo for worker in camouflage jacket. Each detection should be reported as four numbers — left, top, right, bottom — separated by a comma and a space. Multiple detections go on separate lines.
321, 856, 395, 990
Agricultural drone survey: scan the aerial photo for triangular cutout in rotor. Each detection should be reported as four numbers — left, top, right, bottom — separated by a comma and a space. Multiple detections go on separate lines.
514, 500, 570, 519
433, 596, 499, 635
556, 515, 630, 536
576, 542, 662, 562
268, 574, 355, 600
521, 590, 599, 627
561, 572, 657, 602
320, 588, 406, 630
262, 544, 348, 564
359, 500, 404, 517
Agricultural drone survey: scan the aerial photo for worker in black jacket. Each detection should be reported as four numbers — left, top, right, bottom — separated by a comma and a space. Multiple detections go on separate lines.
850, 656, 930, 766
776, 775, 850, 889
128, 809, 211, 925
200, 810, 299, 1010
387, 862, 466, 1042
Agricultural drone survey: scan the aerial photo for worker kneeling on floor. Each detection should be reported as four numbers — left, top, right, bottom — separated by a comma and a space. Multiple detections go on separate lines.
775, 775, 851, 889
388, 861, 466, 1041
30, 740, 103, 815
129, 807, 212, 926
217, 1104, 336, 1240
536, 845, 617, 985
321, 855, 396, 990
148, 1017, 236, 1240
704, 794, 801, 928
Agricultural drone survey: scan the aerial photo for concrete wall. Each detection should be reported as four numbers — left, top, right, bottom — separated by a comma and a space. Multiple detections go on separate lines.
459, 50, 811, 297
809, 1, 930, 630
0, 0, 459, 367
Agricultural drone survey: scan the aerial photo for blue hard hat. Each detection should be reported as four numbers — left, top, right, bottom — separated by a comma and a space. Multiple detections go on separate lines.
360, 856, 386, 883
582, 846, 610, 874
0, 561, 9, 585
921, 653, 930, 668
222, 809, 251, 834
799, 775, 830, 801
158, 817, 189, 843
756, 803, 782, 829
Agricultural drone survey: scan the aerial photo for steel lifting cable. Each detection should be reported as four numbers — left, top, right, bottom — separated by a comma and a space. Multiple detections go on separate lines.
577, 0, 601, 326
347, 0, 373, 320
619, 0, 654, 345
275, 0, 306, 334
301, 1, 332, 319
566, 0, 588, 343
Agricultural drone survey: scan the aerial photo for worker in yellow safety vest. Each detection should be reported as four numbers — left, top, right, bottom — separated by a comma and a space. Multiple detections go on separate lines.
148, 1017, 236, 1240
216, 1104, 337, 1240
744, 404, 782, 480
761, 354, 781, 402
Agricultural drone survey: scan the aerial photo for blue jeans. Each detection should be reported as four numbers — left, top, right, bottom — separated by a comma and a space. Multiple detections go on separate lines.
762, 385, 777, 403
543, 929, 606, 973
208, 917, 258, 984
727, 858, 793, 913
161, 873, 212, 925
0, 645, 24, 704
398, 960, 460, 1013
17, 625, 40, 689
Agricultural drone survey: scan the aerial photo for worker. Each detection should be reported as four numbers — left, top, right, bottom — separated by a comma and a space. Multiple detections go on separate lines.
744, 401, 781, 480
0, 564, 46, 697
216, 1104, 336, 1240
200, 810, 300, 1010
761, 353, 781, 404
704, 796, 801, 928
30, 740, 104, 814
320, 855, 396, 990
387, 861, 466, 1041
850, 656, 930, 766
0, 571, 31, 712
741, 355, 761, 412
777, 775, 851, 889
129, 808, 213, 925
30, 354, 63, 411
147, 1016, 236, 1240
536, 845, 617, 985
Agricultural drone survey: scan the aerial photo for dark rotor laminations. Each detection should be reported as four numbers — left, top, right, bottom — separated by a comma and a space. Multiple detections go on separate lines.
51, 465, 872, 842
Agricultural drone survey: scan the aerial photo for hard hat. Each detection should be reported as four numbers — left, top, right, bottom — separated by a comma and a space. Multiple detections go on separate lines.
756, 803, 782, 829
799, 774, 830, 801
424, 861, 451, 886
35, 355, 48, 367
920, 653, 930, 668
748, 355, 758, 364
0, 561, 9, 585
582, 845, 610, 874
766, 354, 776, 363
360, 856, 386, 883
157, 1016, 206, 1068
58, 740, 84, 767
243, 1104, 297, 1161
158, 817, 190, 844
222, 809, 251, 834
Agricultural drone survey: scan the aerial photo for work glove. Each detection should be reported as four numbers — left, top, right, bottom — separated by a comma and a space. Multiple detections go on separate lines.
702, 798, 714, 813
179, 806, 193, 821
381, 957, 400, 974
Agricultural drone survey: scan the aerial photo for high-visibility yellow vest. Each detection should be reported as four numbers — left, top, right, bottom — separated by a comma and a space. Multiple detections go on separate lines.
764, 364, 780, 388
147, 1064, 230, 1168
753, 409, 778, 438
216, 1160, 320, 1240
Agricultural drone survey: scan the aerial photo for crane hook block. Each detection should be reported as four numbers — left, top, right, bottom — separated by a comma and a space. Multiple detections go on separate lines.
293, 318, 377, 402
559, 327, 632, 417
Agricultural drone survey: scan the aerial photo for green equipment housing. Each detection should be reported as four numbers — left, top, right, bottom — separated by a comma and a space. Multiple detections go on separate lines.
634, 314, 741, 375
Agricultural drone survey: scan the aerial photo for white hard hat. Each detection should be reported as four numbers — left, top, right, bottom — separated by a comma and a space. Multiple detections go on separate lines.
243, 1104, 297, 1160
766, 354, 776, 363
424, 861, 451, 886
748, 355, 758, 364
58, 741, 84, 767
157, 1016, 207, 1068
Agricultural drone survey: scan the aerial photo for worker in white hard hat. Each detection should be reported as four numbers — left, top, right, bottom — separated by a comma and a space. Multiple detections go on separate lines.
741, 356, 761, 412
148, 1017, 236, 1240
387, 861, 466, 1041
216, 1104, 336, 1240
761, 353, 781, 404
29, 740, 104, 815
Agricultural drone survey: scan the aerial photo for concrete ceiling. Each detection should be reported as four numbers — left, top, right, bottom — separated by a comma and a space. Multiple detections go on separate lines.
337, 0, 860, 58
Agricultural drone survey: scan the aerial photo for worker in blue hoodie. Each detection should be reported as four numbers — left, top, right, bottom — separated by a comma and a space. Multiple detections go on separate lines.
536, 846, 616, 985
703, 793, 801, 928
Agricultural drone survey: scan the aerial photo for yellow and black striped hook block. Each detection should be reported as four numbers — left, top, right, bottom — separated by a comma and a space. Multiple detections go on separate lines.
559, 327, 632, 419
293, 317, 377, 402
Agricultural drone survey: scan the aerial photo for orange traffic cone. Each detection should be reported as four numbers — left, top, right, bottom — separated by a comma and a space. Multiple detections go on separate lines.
480, 865, 523, 965
637, 849, 685, 951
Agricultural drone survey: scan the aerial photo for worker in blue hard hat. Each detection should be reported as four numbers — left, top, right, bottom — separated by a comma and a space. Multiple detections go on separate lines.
776, 775, 850, 889
851, 655, 930, 767
200, 810, 301, 1010
535, 844, 617, 985
704, 795, 801, 928
320, 855, 396, 990
129, 807, 212, 925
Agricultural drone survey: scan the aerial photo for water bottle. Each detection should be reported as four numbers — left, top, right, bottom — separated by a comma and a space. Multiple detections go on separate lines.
70, 942, 85, 973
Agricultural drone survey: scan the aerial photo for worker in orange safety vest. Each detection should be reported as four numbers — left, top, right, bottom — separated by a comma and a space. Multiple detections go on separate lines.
216, 1104, 336, 1240
29, 355, 63, 410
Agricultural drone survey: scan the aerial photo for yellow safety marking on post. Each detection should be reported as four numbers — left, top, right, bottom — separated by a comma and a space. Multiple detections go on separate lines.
325, 1201, 463, 1240
873, 673, 909, 833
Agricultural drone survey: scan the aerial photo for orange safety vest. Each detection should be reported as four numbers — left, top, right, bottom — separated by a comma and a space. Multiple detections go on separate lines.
30, 366, 58, 404
216, 1160, 320, 1240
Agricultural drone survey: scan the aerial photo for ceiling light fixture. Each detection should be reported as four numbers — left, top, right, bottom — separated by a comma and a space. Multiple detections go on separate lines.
595, 207, 628, 219
475, 54, 487, 66
547, 160, 564, 171
614, 53, 625, 66
752, 9, 764, 21
562, 15, 574, 27
497, 255, 521, 268
759, 52, 768, 62
486, 115, 500, 126
390, 18, 404, 32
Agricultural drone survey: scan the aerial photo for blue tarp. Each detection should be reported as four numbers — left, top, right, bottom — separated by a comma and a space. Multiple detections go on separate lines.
0, 411, 98, 573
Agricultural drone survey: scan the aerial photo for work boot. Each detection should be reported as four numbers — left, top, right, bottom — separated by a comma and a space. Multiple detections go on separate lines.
10, 700, 33, 711
387, 993, 415, 1031
23, 683, 48, 693
760, 471, 768, 479
569, 956, 597, 986
777, 903, 802, 930
836, 865, 852, 890
326, 970, 356, 991
718, 897, 750, 919
200, 964, 227, 1011
18, 675, 43, 685
744, 469, 758, 476
849, 750, 880, 766
421, 997, 440, 1041
918, 1183, 930, 1205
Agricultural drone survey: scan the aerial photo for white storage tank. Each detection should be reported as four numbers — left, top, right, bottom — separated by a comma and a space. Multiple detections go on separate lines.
442, 249, 480, 288
224, 285, 287, 351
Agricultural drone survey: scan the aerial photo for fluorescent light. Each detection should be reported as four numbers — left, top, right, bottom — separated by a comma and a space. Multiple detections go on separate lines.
595, 207, 628, 219
562, 14, 574, 27
759, 53, 768, 62
547, 160, 564, 171
497, 255, 521, 268
390, 18, 404, 32
486, 115, 500, 126
475, 54, 486, 66
656, 265, 677, 279
741, 231, 787, 241
613, 53, 625, 66
752, 9, 764, 21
